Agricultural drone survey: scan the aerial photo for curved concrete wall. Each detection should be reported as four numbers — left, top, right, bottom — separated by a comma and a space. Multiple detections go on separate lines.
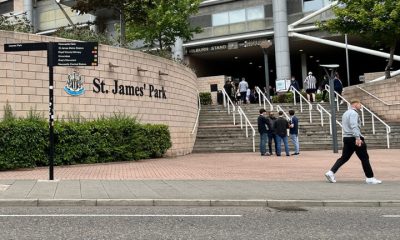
0, 31, 199, 156
343, 76, 400, 122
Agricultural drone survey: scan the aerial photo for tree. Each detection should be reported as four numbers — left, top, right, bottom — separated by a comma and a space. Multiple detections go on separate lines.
71, 0, 140, 45
125, 0, 202, 51
0, 13, 32, 33
320, 0, 400, 79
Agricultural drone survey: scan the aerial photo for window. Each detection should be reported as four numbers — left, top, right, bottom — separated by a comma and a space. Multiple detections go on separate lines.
212, 5, 264, 26
212, 12, 229, 26
246, 6, 264, 21
229, 9, 245, 24
303, 0, 324, 12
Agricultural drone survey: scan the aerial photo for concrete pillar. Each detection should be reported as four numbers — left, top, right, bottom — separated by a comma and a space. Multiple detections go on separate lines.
301, 53, 307, 85
272, 0, 291, 81
24, 0, 33, 32
173, 37, 184, 61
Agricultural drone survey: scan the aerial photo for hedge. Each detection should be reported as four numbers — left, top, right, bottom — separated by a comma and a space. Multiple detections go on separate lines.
0, 116, 172, 170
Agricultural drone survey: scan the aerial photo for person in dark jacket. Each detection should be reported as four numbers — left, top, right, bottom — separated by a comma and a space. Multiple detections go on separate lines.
333, 72, 344, 104
257, 108, 271, 156
289, 109, 299, 155
273, 111, 290, 156
267, 112, 278, 155
319, 76, 329, 102
288, 76, 300, 103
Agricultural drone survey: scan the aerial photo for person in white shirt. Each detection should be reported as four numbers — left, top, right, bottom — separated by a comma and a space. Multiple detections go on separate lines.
238, 77, 249, 104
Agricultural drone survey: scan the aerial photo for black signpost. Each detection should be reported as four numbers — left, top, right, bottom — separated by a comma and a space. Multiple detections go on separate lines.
4, 42, 98, 180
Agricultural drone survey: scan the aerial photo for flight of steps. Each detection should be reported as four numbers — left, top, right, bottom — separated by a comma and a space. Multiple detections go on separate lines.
192, 105, 254, 153
192, 102, 400, 153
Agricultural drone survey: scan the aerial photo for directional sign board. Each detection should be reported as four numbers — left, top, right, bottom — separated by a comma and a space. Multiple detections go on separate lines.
4, 42, 47, 52
54, 42, 98, 66
3, 41, 99, 180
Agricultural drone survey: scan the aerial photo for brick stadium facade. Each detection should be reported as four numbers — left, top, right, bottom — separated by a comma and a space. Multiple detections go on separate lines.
0, 31, 199, 156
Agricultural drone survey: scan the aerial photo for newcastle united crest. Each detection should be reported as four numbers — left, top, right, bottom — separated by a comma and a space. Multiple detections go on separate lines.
64, 71, 85, 96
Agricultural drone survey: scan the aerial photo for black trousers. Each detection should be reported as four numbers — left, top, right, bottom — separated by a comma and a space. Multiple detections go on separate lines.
331, 137, 374, 178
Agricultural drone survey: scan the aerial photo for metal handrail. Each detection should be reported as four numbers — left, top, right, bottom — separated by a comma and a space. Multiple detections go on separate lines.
356, 86, 400, 106
316, 104, 332, 134
191, 91, 201, 134
316, 104, 343, 146
288, 86, 313, 123
221, 88, 236, 125
324, 85, 391, 148
275, 105, 290, 120
237, 106, 255, 152
255, 86, 273, 111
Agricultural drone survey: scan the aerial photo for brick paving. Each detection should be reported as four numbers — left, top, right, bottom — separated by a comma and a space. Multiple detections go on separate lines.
0, 149, 399, 181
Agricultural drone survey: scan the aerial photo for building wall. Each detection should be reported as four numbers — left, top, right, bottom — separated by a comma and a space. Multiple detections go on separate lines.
0, 30, 199, 156
197, 75, 226, 105
35, 0, 93, 32
343, 76, 400, 123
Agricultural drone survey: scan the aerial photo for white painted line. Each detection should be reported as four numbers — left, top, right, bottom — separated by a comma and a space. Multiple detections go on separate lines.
382, 215, 400, 218
0, 214, 242, 217
0, 185, 10, 191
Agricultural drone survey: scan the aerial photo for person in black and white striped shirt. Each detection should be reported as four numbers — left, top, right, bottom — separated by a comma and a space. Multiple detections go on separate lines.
304, 71, 317, 102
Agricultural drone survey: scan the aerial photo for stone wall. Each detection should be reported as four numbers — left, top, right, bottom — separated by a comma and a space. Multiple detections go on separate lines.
197, 75, 226, 105
343, 76, 400, 122
0, 30, 199, 156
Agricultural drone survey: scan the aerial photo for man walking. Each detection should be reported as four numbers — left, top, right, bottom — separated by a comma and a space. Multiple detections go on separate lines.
325, 99, 382, 184
273, 111, 290, 156
238, 77, 248, 104
289, 110, 299, 155
257, 108, 271, 156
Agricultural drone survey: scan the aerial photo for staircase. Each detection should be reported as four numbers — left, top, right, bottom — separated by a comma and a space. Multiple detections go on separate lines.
192, 102, 400, 153
192, 105, 254, 153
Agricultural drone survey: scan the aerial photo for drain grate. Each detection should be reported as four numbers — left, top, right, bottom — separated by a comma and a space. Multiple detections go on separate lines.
270, 206, 308, 212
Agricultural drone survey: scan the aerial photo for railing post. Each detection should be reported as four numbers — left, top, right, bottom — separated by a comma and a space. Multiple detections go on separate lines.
387, 127, 390, 149
372, 117, 375, 134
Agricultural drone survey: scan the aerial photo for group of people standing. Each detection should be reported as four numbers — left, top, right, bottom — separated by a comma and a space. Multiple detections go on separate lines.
257, 109, 299, 157
288, 71, 343, 103
224, 77, 253, 105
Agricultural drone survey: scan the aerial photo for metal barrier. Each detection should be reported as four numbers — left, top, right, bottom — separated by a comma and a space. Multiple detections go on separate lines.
237, 106, 255, 152
316, 103, 343, 146
255, 86, 273, 111
191, 91, 201, 135
288, 86, 313, 123
221, 88, 236, 125
325, 85, 391, 148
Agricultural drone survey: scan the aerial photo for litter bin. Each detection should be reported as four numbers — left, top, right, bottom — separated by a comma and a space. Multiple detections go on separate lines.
217, 91, 223, 104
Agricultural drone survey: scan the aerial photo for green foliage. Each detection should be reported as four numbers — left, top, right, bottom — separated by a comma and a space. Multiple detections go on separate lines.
0, 119, 48, 169
125, 0, 202, 50
0, 13, 32, 32
319, 0, 400, 78
54, 27, 116, 45
199, 92, 212, 105
0, 115, 172, 170
272, 92, 326, 103
2, 101, 15, 122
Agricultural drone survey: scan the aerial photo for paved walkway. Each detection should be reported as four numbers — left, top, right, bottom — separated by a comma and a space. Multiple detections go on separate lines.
0, 149, 399, 207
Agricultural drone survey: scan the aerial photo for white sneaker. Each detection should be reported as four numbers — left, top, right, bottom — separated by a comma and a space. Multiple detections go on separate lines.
325, 171, 336, 183
366, 177, 382, 184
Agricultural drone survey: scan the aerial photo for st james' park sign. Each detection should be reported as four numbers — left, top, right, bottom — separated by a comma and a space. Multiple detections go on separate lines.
64, 72, 167, 99
92, 78, 167, 99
